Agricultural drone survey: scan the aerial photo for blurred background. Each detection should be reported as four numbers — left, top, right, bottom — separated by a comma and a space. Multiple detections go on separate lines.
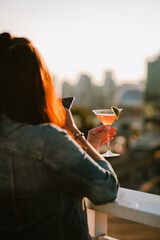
1, 0, 160, 238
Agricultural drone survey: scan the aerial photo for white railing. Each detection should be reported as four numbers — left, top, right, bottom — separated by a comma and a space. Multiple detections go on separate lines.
86, 187, 160, 239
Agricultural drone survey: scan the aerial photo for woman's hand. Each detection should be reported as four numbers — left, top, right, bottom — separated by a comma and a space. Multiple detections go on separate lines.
63, 109, 116, 152
87, 125, 117, 151
62, 108, 79, 134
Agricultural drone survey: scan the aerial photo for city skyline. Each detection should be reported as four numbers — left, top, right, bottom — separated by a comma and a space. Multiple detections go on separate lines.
1, 0, 160, 89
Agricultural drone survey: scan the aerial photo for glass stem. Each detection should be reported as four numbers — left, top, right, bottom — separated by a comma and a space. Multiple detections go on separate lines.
107, 131, 111, 153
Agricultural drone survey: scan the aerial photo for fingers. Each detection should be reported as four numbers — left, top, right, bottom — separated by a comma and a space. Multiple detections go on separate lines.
110, 127, 117, 132
109, 130, 116, 137
101, 127, 116, 137
87, 125, 117, 150
89, 125, 117, 134
89, 124, 107, 134
100, 136, 114, 147
89, 127, 117, 142
99, 128, 117, 147
102, 134, 115, 142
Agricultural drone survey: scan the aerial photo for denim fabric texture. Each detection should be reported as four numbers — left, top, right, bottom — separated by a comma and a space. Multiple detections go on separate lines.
0, 116, 119, 240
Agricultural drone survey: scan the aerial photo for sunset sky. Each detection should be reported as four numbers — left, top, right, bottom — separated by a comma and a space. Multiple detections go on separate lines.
1, 0, 160, 93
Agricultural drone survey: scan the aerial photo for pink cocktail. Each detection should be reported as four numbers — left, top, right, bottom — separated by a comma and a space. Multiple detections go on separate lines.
96, 113, 116, 127
92, 108, 122, 157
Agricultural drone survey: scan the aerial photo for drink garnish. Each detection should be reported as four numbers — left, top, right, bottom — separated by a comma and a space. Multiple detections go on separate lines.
111, 106, 120, 119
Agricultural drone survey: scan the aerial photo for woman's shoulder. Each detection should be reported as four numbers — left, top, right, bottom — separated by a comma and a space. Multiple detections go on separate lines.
22, 122, 68, 141
39, 123, 70, 144
0, 114, 68, 144
39, 123, 67, 136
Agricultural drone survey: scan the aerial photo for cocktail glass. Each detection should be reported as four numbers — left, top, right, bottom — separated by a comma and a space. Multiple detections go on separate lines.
92, 108, 122, 157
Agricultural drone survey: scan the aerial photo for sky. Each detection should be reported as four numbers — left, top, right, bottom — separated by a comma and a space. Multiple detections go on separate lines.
1, 0, 160, 92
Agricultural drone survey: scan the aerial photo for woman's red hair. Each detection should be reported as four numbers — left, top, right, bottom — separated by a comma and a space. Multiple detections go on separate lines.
0, 32, 65, 127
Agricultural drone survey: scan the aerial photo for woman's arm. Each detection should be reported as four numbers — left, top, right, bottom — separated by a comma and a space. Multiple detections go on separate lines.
42, 109, 119, 204
43, 125, 119, 205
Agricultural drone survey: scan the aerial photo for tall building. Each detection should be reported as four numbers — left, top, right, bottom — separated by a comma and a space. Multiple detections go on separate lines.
74, 74, 92, 107
62, 71, 117, 109
102, 71, 116, 107
62, 73, 104, 108
62, 81, 73, 97
145, 56, 160, 103
144, 55, 160, 129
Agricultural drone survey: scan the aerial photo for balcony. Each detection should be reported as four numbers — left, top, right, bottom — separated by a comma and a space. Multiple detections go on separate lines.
86, 187, 160, 239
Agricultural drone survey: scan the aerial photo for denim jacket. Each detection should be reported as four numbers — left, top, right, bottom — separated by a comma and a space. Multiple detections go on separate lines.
0, 116, 119, 240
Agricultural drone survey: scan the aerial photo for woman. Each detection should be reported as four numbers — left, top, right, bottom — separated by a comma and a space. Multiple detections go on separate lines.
0, 32, 119, 240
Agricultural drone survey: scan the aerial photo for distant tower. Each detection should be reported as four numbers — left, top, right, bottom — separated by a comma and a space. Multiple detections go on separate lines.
144, 55, 160, 128
145, 56, 160, 102
102, 71, 116, 108
74, 74, 92, 107
62, 81, 74, 97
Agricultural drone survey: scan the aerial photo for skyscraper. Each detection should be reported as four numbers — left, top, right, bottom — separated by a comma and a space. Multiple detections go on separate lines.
145, 56, 160, 103
102, 71, 116, 107
144, 55, 160, 128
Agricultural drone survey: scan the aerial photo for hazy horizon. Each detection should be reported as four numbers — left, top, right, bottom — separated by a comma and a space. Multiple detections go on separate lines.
1, 0, 160, 91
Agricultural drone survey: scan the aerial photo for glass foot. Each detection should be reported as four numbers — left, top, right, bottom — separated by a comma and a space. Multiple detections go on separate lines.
101, 150, 120, 158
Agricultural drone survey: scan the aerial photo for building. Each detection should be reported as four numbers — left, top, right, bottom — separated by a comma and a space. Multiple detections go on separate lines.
62, 71, 117, 109
145, 55, 160, 102
62, 81, 74, 98
112, 84, 144, 108
144, 55, 160, 129
102, 71, 117, 108
112, 83, 144, 131
74, 74, 92, 107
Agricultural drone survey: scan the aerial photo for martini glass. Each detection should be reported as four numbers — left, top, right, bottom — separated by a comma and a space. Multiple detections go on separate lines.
92, 108, 122, 157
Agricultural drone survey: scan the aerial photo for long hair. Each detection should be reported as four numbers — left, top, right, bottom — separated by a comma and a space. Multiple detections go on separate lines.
0, 32, 65, 127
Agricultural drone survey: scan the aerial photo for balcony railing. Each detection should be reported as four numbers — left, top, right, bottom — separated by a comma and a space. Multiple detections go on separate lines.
86, 187, 160, 239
